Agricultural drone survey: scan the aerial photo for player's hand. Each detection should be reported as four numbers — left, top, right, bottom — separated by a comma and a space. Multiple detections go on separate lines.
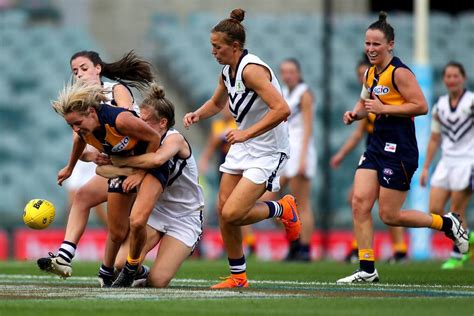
225, 129, 249, 144
122, 170, 146, 192
343, 111, 357, 125
330, 153, 344, 168
94, 153, 111, 166
183, 112, 200, 129
364, 98, 385, 115
419, 167, 429, 187
57, 166, 73, 186
111, 156, 128, 167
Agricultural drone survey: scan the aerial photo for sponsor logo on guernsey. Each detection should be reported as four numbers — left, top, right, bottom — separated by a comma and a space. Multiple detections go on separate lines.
112, 136, 130, 152
384, 142, 397, 153
235, 80, 245, 94
383, 168, 394, 176
372, 85, 390, 95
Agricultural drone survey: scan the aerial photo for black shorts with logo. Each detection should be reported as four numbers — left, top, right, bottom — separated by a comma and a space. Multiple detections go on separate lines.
357, 150, 418, 191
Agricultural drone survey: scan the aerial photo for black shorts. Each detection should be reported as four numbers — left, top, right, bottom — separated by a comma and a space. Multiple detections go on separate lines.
357, 150, 417, 191
107, 164, 170, 193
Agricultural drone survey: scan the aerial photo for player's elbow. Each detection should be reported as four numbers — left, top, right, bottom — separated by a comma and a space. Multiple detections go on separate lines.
417, 102, 429, 115
151, 155, 165, 168
279, 103, 291, 121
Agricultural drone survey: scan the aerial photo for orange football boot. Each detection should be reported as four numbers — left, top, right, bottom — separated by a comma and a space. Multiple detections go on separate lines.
278, 194, 301, 241
210, 273, 249, 289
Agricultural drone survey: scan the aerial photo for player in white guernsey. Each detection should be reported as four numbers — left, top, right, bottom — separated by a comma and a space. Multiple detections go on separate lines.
184, 9, 301, 289
262, 58, 316, 261
37, 51, 154, 282
420, 62, 474, 269
96, 83, 204, 288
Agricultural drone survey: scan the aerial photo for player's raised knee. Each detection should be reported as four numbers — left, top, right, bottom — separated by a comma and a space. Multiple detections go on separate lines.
378, 209, 400, 226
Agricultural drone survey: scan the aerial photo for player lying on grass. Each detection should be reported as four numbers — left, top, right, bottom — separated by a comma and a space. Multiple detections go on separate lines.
96, 83, 204, 288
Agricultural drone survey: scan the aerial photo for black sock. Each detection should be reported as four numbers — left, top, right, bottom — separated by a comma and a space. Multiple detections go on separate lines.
99, 264, 114, 278
359, 260, 375, 273
441, 216, 453, 233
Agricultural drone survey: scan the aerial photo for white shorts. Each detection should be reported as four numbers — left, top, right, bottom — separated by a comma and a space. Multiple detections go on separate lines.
430, 158, 474, 191
219, 144, 288, 192
147, 208, 203, 249
64, 160, 97, 190
282, 141, 317, 178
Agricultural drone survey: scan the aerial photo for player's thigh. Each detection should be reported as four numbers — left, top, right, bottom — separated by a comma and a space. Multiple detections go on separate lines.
378, 187, 408, 221
130, 175, 164, 225
148, 235, 192, 287
429, 186, 451, 214
222, 177, 267, 219
107, 192, 135, 233
352, 168, 379, 212
217, 173, 242, 216
75, 175, 108, 207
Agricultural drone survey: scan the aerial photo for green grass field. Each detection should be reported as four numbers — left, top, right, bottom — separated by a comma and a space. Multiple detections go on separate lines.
1, 259, 473, 316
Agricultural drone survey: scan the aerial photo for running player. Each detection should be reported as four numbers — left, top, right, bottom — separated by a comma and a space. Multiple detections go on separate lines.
420, 61, 474, 269
331, 57, 408, 264
279, 58, 316, 261
37, 51, 154, 278
97, 83, 204, 288
51, 82, 167, 287
183, 8, 301, 288
199, 106, 257, 255
337, 12, 468, 283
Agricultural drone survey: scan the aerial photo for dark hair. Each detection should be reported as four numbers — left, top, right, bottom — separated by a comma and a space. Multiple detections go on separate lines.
368, 11, 395, 42
70, 50, 154, 91
357, 54, 371, 69
442, 61, 466, 78
211, 8, 246, 47
141, 83, 175, 128
281, 58, 303, 82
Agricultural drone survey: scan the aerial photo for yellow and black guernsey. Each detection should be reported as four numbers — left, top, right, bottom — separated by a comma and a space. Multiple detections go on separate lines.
82, 104, 147, 157
364, 56, 418, 165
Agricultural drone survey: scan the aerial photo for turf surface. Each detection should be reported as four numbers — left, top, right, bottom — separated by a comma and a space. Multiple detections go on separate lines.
0, 259, 473, 316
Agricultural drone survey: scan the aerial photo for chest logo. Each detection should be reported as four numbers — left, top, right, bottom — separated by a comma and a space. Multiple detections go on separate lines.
112, 136, 130, 152
235, 80, 245, 94
372, 85, 390, 95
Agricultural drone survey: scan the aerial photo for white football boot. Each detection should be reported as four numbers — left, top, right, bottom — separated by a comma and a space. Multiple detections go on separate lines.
337, 269, 379, 284
443, 212, 469, 254
37, 252, 72, 278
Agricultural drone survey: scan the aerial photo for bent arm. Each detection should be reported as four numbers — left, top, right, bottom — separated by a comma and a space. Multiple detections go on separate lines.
96, 165, 136, 178
422, 132, 441, 170
194, 75, 229, 120
112, 134, 185, 169
112, 84, 134, 109
240, 64, 291, 139
66, 133, 87, 170
383, 68, 428, 117
115, 112, 161, 153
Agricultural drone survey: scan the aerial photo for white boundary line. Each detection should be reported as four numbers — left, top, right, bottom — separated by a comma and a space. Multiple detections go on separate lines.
1, 274, 474, 290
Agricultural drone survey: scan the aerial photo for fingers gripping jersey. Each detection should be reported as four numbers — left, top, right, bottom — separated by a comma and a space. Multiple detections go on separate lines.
364, 57, 418, 164
433, 90, 474, 159
221, 50, 290, 157
82, 104, 147, 156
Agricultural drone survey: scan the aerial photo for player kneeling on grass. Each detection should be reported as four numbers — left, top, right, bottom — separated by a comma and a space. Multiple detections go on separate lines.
96, 83, 204, 288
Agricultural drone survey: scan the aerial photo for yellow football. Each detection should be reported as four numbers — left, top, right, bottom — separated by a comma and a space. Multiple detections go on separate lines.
23, 199, 55, 229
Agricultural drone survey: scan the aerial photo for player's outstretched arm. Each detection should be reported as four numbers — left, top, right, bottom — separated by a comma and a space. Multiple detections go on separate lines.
184, 75, 228, 128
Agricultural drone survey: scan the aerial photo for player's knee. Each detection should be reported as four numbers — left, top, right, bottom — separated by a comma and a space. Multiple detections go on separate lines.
148, 274, 172, 288
129, 214, 147, 233
220, 207, 241, 225
379, 209, 399, 226
351, 194, 370, 217
217, 196, 227, 217
109, 227, 127, 244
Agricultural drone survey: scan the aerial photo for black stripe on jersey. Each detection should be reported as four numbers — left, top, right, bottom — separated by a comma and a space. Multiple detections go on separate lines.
447, 117, 460, 125
168, 159, 187, 186
236, 93, 258, 123
229, 49, 248, 87
168, 156, 180, 176
229, 89, 250, 116
441, 122, 473, 143
438, 115, 472, 136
